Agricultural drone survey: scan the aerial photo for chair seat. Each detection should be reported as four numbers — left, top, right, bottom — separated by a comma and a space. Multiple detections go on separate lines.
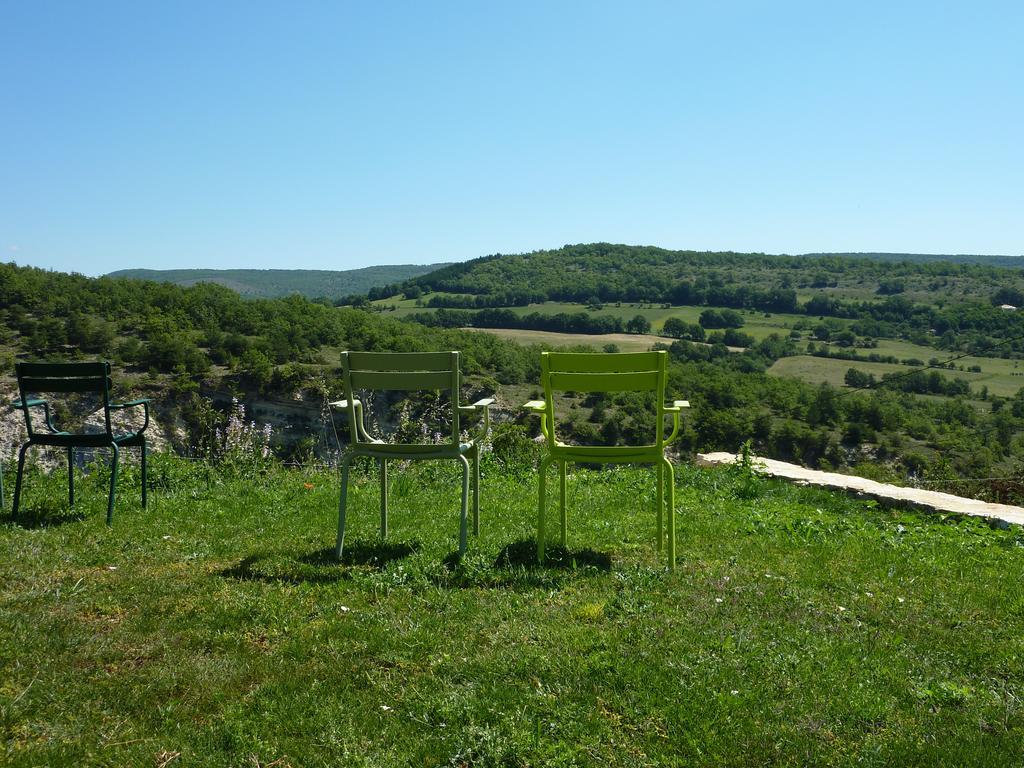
551, 442, 662, 463
29, 431, 144, 448
350, 441, 475, 458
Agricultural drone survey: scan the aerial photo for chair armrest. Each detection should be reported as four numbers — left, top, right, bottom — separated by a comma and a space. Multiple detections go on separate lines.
109, 398, 151, 409
329, 398, 361, 409
11, 398, 47, 409
458, 398, 494, 442
330, 398, 374, 443
12, 398, 60, 432
523, 400, 551, 440
664, 399, 690, 444
109, 398, 150, 433
457, 397, 495, 413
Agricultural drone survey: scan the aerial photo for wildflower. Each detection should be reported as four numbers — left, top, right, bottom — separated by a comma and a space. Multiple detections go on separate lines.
303, 483, 314, 490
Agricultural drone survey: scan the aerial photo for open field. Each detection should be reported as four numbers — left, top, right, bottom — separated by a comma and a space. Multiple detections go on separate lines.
769, 355, 1024, 398
373, 297, 818, 340
462, 327, 677, 352
2, 456, 1024, 765
371, 294, 1024, 402
502, 303, 812, 341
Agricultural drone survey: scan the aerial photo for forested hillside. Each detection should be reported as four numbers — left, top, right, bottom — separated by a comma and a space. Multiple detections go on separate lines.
106, 263, 449, 301
4, 251, 1024, 503
400, 243, 1024, 305
376, 243, 1024, 358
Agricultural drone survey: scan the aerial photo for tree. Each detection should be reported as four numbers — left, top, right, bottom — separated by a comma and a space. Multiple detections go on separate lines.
239, 349, 274, 388
699, 308, 744, 329
626, 314, 652, 334
844, 368, 875, 389
834, 330, 857, 347
662, 317, 688, 338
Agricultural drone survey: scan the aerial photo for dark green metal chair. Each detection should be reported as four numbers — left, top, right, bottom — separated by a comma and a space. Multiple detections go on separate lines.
10, 362, 150, 524
330, 351, 493, 560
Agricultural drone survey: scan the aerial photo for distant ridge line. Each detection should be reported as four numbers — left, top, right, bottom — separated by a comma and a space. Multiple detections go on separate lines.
106, 263, 451, 300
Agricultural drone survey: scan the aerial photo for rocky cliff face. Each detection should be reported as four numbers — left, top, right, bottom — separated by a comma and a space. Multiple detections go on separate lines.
0, 382, 504, 471
0, 384, 175, 469
201, 387, 341, 459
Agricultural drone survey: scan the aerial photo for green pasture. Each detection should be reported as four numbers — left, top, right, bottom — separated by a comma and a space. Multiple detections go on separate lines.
372, 297, 814, 340
769, 355, 1024, 398
462, 327, 674, 353
2, 454, 1024, 765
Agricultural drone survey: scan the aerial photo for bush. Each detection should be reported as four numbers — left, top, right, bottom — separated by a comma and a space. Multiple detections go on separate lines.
489, 425, 537, 471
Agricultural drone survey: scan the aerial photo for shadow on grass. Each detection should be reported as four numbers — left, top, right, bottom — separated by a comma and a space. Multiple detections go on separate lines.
220, 540, 421, 585
301, 540, 421, 568
494, 538, 612, 572
431, 539, 612, 591
4, 501, 87, 529
220, 552, 348, 585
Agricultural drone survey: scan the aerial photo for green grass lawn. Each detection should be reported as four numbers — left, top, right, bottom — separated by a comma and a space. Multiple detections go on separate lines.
3, 455, 1023, 766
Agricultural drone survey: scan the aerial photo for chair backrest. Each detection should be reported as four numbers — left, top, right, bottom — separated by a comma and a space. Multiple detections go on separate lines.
339, 351, 462, 446
15, 361, 114, 437
539, 350, 668, 447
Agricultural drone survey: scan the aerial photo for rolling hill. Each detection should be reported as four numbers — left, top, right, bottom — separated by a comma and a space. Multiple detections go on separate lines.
106, 263, 450, 300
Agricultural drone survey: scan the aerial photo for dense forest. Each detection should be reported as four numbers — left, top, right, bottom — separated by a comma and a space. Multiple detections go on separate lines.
3, 246, 1024, 503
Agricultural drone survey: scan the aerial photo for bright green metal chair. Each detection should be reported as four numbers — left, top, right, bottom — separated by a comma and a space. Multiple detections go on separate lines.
523, 350, 689, 569
331, 351, 493, 560
9, 361, 150, 524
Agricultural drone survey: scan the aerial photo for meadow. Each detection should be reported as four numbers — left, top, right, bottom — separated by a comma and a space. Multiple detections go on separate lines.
2, 454, 1023, 766
373, 297, 811, 341
461, 327, 678, 353
770, 355, 1024, 398
377, 296, 1024, 400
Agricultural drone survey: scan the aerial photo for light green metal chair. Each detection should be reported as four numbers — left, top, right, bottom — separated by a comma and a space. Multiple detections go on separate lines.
331, 351, 493, 560
523, 350, 688, 569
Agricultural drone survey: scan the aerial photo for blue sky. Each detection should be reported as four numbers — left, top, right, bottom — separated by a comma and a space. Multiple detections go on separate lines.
2, 1, 1021, 276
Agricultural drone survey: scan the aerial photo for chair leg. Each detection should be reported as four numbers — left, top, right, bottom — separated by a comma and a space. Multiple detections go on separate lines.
663, 456, 676, 571
559, 462, 567, 547
458, 454, 470, 556
67, 447, 75, 507
379, 458, 388, 539
472, 447, 480, 537
12, 443, 31, 517
335, 454, 352, 560
537, 455, 553, 564
656, 460, 664, 552
107, 444, 120, 526
141, 439, 148, 509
